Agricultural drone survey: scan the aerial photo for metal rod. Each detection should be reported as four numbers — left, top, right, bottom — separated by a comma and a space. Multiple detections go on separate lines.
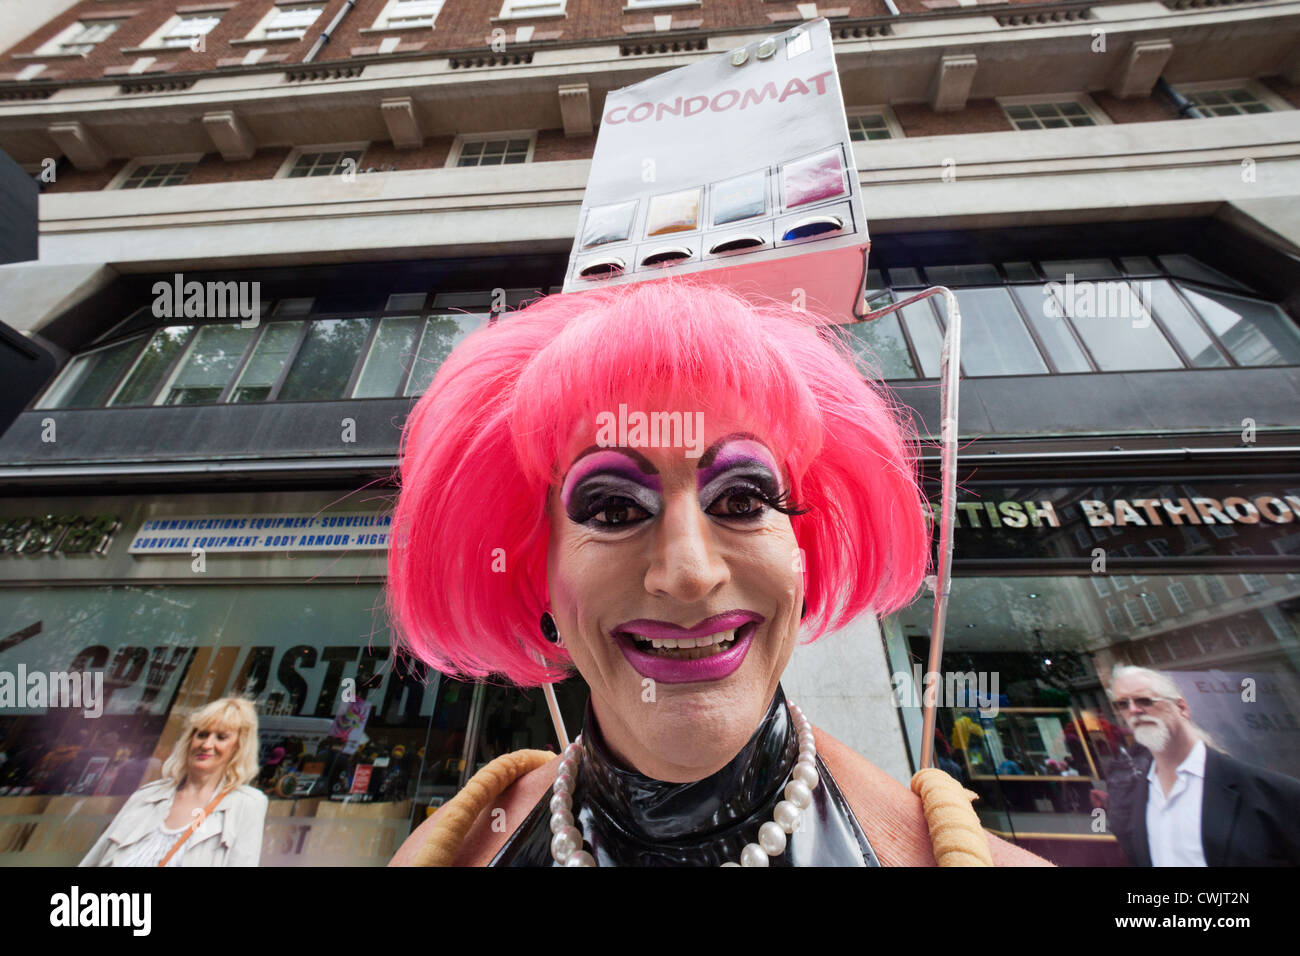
1156, 77, 1205, 120
858, 285, 962, 770
304, 0, 357, 63
542, 683, 570, 752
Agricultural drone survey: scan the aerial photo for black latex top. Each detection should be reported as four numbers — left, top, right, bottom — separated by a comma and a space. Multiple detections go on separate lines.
488, 684, 880, 866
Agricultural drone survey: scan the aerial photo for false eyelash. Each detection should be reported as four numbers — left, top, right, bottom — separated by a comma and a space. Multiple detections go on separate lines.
764, 486, 811, 518
714, 482, 810, 519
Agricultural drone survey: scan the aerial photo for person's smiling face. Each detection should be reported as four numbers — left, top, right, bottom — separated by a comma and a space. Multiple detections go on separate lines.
188, 724, 239, 778
547, 415, 804, 783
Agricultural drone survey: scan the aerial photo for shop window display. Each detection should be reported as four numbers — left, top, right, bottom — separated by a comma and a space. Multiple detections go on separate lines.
885, 571, 1300, 866
0, 583, 585, 865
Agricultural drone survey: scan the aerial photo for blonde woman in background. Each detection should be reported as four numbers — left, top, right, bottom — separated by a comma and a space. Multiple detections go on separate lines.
80, 697, 268, 867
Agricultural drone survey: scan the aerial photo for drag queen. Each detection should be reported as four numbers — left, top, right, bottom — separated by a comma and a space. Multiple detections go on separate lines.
387, 277, 1046, 867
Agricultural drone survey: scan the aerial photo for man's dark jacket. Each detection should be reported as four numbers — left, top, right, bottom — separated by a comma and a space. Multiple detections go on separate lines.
1106, 744, 1300, 866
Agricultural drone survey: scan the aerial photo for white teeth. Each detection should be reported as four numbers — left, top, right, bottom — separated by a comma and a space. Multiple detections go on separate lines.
632, 627, 741, 652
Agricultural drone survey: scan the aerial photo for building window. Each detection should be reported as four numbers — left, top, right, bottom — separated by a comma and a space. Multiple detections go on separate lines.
1123, 599, 1146, 628
156, 324, 260, 405
118, 160, 197, 189
38, 20, 122, 56
1140, 591, 1165, 621
1090, 576, 1111, 597
858, 254, 1300, 380
1148, 538, 1174, 557
283, 147, 367, 178
36, 337, 147, 409
36, 293, 502, 410
1186, 88, 1272, 117
1203, 576, 1230, 603
1239, 573, 1270, 593
373, 0, 446, 29
498, 0, 567, 18
158, 14, 223, 49
847, 109, 899, 142
1106, 606, 1124, 632
1168, 582, 1193, 613
1001, 98, 1100, 130
450, 133, 534, 167
248, 4, 325, 41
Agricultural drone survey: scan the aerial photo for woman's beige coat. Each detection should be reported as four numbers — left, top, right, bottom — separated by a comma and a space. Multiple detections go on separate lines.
79, 779, 268, 867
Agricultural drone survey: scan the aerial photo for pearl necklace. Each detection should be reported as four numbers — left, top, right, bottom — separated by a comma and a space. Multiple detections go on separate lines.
548, 700, 820, 867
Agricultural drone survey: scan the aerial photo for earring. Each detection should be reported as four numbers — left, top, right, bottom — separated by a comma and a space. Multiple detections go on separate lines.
801, 600, 807, 621
540, 611, 562, 646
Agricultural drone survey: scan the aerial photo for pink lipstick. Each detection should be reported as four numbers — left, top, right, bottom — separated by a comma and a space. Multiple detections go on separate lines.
612, 610, 764, 684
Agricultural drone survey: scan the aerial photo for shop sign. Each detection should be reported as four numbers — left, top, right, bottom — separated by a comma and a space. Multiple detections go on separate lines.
0, 515, 120, 556
128, 512, 391, 554
925, 479, 1300, 563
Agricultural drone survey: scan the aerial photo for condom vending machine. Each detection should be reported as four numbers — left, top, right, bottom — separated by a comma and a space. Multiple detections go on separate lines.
563, 17, 870, 320
564, 21, 964, 771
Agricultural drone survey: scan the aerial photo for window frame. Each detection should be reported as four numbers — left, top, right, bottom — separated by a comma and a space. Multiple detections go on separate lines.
242, 2, 327, 42
36, 19, 124, 57
496, 0, 568, 20
996, 93, 1112, 131
107, 153, 205, 190
1176, 79, 1291, 117
34, 333, 150, 411
445, 130, 537, 168
623, 0, 700, 8
275, 142, 371, 179
369, 0, 447, 30
860, 255, 1296, 381
846, 105, 904, 142
136, 10, 227, 51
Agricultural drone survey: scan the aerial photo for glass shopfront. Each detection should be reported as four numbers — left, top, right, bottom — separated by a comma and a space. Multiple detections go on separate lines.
0, 492, 587, 866
883, 472, 1300, 865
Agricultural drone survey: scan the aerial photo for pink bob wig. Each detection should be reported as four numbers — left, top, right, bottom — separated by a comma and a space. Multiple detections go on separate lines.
387, 275, 933, 687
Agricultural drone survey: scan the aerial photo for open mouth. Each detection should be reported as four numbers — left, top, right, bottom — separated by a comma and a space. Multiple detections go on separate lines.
617, 621, 758, 660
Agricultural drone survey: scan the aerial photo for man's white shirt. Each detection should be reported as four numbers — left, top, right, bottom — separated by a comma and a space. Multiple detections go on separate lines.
1145, 738, 1208, 867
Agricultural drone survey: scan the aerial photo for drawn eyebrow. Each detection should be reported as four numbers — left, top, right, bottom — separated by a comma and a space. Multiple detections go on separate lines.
565, 444, 659, 476
696, 432, 768, 471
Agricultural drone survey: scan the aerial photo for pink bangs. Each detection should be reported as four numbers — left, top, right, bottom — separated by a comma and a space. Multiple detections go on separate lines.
387, 274, 933, 687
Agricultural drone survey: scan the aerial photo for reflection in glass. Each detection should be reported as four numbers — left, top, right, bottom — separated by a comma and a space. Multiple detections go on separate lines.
1061, 282, 1182, 371
108, 326, 193, 406
1010, 286, 1091, 372
158, 324, 257, 405
277, 318, 374, 401
899, 301, 944, 378
887, 572, 1300, 866
1178, 285, 1300, 366
405, 314, 485, 396
39, 337, 143, 409
231, 322, 303, 403
353, 317, 421, 398
836, 311, 917, 380
952, 288, 1048, 376
1140, 280, 1229, 368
